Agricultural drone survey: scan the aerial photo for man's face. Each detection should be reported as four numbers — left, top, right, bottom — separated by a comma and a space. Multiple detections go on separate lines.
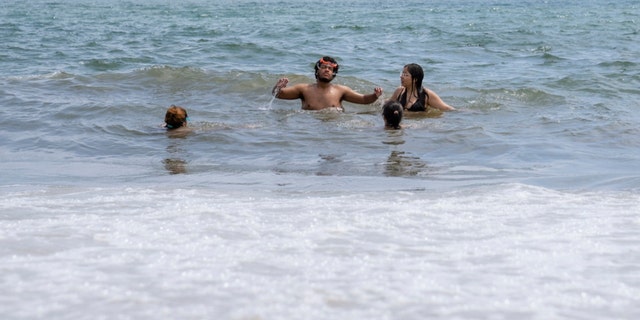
317, 64, 336, 83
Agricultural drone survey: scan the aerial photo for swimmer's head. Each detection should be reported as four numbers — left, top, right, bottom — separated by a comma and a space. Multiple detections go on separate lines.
164, 105, 188, 129
314, 56, 339, 82
382, 101, 403, 129
404, 63, 424, 90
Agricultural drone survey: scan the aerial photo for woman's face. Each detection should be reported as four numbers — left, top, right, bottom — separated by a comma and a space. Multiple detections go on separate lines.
400, 67, 412, 87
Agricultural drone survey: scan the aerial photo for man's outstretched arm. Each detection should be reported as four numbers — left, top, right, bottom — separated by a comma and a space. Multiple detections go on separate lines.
342, 86, 383, 104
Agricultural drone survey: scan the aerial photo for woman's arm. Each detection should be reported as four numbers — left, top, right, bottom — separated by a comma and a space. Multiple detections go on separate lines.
425, 88, 455, 111
389, 87, 403, 102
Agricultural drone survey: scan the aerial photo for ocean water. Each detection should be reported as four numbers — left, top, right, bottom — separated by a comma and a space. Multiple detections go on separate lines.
1, 0, 639, 319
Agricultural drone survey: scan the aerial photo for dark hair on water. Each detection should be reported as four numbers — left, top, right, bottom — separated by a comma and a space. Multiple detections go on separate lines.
164, 105, 188, 129
383, 101, 403, 129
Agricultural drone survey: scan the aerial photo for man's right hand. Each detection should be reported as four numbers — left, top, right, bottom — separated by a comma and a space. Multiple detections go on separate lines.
273, 78, 289, 96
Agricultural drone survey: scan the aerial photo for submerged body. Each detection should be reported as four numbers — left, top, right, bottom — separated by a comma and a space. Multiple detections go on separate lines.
273, 56, 382, 110
389, 64, 455, 112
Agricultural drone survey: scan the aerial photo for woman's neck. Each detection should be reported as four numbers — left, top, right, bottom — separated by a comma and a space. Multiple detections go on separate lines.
405, 85, 419, 98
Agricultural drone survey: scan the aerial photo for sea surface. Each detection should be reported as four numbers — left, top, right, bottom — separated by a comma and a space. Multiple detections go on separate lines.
1, 0, 639, 319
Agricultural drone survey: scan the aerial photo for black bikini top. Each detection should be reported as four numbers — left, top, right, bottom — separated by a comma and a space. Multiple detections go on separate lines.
398, 88, 429, 111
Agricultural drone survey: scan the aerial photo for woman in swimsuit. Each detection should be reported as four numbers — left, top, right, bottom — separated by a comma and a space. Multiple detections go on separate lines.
388, 63, 455, 112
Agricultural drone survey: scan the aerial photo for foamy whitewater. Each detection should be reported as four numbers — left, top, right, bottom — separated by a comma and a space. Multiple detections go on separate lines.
1, 0, 639, 319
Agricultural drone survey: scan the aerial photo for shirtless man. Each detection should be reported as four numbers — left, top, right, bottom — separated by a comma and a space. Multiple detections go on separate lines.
272, 56, 383, 111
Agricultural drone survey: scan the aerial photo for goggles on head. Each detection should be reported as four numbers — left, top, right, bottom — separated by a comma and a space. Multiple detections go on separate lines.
317, 58, 338, 70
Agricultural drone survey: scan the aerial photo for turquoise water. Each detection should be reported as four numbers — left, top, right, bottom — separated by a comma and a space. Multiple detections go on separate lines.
1, 0, 639, 319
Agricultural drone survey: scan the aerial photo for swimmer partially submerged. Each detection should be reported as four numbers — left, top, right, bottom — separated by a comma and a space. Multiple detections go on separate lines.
164, 105, 188, 129
389, 63, 455, 112
383, 101, 403, 129
272, 56, 383, 111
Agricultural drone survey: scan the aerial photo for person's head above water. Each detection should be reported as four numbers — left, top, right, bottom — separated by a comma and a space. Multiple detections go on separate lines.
164, 105, 188, 129
314, 56, 339, 82
403, 63, 424, 91
382, 101, 403, 129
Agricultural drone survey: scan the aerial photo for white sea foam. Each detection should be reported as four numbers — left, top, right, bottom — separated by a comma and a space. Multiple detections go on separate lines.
1, 184, 638, 319
2, 0, 640, 319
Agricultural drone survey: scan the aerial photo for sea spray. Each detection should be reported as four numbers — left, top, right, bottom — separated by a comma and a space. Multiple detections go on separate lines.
259, 84, 280, 111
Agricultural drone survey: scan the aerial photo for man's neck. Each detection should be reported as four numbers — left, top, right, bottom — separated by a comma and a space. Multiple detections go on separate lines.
316, 80, 332, 88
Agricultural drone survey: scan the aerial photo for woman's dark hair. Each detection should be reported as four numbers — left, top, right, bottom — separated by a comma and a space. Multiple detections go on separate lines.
405, 63, 424, 91
382, 101, 403, 129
